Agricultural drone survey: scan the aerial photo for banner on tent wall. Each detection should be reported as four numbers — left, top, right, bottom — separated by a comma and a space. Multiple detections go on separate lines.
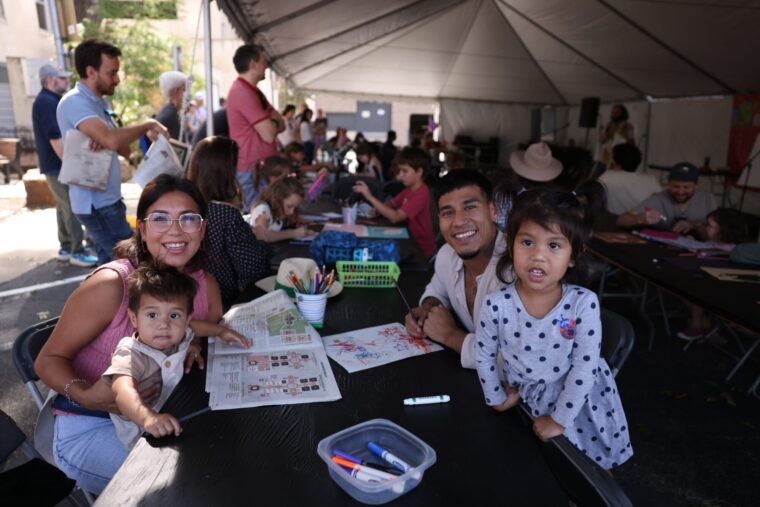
727, 95, 760, 173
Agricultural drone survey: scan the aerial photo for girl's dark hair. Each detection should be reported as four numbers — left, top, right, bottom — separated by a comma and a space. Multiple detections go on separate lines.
301, 108, 313, 122
186, 136, 240, 204
282, 104, 296, 116
496, 180, 606, 285
355, 143, 376, 157
127, 262, 198, 315
707, 208, 751, 243
259, 176, 304, 222
114, 174, 208, 271
254, 155, 290, 190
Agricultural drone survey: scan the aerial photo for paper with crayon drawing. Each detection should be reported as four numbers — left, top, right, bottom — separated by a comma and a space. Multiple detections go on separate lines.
324, 323, 442, 373
205, 290, 341, 409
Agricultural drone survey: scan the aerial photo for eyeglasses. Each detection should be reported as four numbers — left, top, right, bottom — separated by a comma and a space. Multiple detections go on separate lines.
142, 212, 204, 233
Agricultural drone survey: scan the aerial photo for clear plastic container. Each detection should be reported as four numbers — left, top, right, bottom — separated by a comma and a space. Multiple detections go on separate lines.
317, 418, 437, 504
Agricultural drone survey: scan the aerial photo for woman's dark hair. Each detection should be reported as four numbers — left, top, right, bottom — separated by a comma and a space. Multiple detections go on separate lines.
74, 38, 122, 79
301, 108, 313, 122
496, 180, 606, 285
186, 136, 240, 204
282, 104, 296, 116
355, 143, 376, 158
114, 174, 207, 271
707, 208, 751, 243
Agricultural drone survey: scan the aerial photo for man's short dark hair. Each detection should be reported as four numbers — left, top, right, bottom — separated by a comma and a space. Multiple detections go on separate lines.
74, 39, 122, 79
127, 263, 197, 315
233, 44, 265, 74
611, 144, 642, 172
393, 147, 428, 173
434, 169, 493, 207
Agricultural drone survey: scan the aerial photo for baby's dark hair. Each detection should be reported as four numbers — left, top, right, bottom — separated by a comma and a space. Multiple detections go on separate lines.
496, 180, 606, 285
127, 263, 197, 315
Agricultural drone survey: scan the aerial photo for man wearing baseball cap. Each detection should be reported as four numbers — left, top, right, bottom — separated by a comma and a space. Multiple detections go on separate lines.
617, 162, 716, 237
32, 63, 98, 267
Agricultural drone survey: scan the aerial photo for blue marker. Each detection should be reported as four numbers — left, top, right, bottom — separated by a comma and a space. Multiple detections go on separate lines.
367, 442, 412, 473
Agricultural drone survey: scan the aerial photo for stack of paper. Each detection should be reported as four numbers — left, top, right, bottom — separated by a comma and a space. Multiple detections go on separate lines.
206, 290, 341, 410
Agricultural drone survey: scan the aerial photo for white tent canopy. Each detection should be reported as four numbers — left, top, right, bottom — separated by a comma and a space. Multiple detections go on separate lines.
216, 0, 760, 104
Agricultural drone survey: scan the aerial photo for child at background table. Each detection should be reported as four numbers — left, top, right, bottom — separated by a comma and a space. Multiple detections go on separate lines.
254, 155, 290, 198
678, 207, 752, 341
102, 263, 197, 449
355, 142, 383, 180
248, 176, 308, 242
351, 147, 436, 258
475, 183, 633, 470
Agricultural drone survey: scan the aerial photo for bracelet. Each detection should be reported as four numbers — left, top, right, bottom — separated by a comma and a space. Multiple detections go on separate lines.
63, 378, 88, 407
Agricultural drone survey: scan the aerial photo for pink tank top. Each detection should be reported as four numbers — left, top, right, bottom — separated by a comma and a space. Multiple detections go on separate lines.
71, 259, 209, 386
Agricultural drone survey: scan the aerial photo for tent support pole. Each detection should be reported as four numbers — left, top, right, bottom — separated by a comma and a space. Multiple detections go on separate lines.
204, 0, 214, 137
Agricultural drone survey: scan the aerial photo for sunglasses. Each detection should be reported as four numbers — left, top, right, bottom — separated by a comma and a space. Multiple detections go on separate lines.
142, 212, 204, 233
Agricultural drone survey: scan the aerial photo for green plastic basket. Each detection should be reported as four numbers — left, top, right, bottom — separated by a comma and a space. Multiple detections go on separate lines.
336, 261, 401, 288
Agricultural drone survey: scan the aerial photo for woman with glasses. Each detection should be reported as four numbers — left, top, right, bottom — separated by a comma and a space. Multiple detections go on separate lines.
187, 136, 271, 309
35, 174, 248, 495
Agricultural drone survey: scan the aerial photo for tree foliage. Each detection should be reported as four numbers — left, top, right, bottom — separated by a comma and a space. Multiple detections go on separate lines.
77, 0, 202, 125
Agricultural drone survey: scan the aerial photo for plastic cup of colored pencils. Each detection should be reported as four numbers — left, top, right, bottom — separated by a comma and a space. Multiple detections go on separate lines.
291, 267, 335, 329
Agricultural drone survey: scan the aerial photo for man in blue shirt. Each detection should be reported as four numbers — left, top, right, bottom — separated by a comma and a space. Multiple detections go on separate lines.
57, 39, 168, 264
32, 64, 97, 267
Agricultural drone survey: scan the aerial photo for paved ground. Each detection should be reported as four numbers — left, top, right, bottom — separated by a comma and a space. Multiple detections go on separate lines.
0, 176, 758, 505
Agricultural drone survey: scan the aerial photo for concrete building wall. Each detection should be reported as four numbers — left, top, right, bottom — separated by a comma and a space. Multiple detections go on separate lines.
0, 1, 57, 129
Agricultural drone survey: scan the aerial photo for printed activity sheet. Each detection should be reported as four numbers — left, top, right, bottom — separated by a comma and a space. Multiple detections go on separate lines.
206, 290, 341, 409
323, 323, 443, 373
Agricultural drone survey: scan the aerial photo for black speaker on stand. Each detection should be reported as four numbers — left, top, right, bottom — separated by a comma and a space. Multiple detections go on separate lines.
579, 97, 600, 149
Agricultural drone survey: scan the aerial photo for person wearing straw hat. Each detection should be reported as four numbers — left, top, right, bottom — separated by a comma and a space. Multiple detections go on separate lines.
510, 142, 564, 183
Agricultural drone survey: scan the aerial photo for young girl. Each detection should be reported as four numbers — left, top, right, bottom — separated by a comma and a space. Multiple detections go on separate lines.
248, 176, 308, 242
678, 207, 752, 340
475, 185, 633, 470
355, 143, 383, 180
254, 155, 291, 198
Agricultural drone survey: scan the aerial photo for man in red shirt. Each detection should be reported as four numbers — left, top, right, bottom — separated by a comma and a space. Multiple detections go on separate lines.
227, 44, 285, 210
352, 147, 437, 258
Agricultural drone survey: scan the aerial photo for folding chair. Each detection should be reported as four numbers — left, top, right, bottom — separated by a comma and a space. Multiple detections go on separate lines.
11, 317, 96, 505
0, 409, 83, 506
12, 317, 60, 409
517, 405, 634, 507
600, 309, 636, 377
597, 265, 674, 350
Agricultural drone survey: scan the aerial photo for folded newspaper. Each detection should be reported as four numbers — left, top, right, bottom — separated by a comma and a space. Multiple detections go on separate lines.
132, 135, 184, 188
205, 290, 341, 410
58, 129, 113, 191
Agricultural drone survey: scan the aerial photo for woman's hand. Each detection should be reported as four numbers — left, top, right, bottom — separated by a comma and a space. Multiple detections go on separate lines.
184, 339, 205, 373
533, 416, 565, 442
